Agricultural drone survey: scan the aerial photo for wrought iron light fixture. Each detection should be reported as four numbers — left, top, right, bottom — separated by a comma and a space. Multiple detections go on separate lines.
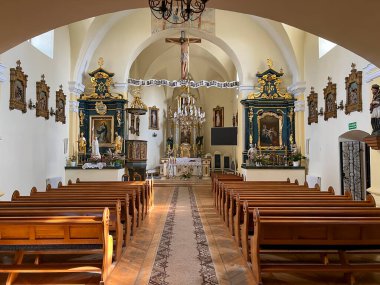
149, 0, 208, 24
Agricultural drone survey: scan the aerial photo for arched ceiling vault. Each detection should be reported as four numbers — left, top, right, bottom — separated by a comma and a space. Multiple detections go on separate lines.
0, 0, 379, 67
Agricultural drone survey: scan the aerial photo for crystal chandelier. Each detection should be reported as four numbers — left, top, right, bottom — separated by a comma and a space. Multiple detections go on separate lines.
149, 0, 209, 24
172, 87, 205, 127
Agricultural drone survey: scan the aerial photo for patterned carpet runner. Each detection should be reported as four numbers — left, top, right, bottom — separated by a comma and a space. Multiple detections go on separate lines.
148, 187, 218, 285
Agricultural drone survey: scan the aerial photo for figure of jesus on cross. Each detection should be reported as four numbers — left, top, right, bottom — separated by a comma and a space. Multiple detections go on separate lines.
166, 31, 201, 80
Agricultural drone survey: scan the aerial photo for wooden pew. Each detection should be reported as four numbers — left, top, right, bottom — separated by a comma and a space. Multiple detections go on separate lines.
0, 203, 123, 261
225, 188, 343, 232
233, 193, 376, 248
0, 208, 113, 285
54, 184, 146, 222
241, 202, 380, 262
220, 185, 329, 223
250, 207, 380, 285
73, 179, 154, 211
32, 186, 141, 231
216, 180, 307, 213
5, 191, 133, 246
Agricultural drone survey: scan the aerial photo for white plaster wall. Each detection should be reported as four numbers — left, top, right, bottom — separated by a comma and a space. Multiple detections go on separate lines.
0, 26, 70, 200
304, 34, 371, 192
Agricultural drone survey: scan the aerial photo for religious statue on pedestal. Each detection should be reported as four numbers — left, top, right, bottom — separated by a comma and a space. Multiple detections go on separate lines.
78, 132, 86, 153
91, 137, 101, 159
370, 84, 380, 136
114, 132, 123, 154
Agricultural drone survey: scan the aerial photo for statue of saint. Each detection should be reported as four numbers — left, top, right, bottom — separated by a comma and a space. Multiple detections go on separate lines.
78, 132, 86, 153
114, 132, 123, 154
370, 84, 380, 135
91, 136, 101, 159
247, 144, 257, 163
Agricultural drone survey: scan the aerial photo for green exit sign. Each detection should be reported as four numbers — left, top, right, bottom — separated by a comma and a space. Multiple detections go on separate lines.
348, 122, 357, 130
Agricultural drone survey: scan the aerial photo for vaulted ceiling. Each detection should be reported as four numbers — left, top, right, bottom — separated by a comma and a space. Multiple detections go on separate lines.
1, 1, 378, 67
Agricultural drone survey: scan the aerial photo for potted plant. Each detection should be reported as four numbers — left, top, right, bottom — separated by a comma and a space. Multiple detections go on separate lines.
68, 155, 77, 167
290, 151, 306, 167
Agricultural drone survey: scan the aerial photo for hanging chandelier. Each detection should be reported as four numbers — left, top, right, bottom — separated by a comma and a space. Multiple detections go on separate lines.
172, 87, 206, 127
148, 0, 209, 24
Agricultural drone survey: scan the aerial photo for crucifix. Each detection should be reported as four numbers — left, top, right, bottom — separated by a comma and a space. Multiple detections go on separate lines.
166, 31, 201, 80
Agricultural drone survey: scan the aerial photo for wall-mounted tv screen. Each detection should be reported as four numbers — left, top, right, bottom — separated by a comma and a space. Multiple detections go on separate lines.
211, 127, 237, 145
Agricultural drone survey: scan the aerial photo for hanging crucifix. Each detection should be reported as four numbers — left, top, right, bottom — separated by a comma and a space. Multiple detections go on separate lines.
166, 31, 201, 80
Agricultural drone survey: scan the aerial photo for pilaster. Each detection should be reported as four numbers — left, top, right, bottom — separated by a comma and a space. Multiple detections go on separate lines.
68, 81, 85, 157
363, 63, 380, 83
288, 81, 306, 155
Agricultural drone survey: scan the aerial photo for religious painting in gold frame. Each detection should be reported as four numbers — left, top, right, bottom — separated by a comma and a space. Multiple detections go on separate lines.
213, 106, 224, 127
55, 85, 66, 124
36, 74, 50, 119
257, 111, 283, 149
345, 63, 362, 115
307, 87, 319, 125
149, 106, 159, 130
9, 60, 28, 113
323, 77, 337, 121
89, 115, 114, 147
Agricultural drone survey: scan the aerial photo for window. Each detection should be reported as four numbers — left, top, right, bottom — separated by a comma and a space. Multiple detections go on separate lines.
30, 30, 54, 59
319, 37, 336, 58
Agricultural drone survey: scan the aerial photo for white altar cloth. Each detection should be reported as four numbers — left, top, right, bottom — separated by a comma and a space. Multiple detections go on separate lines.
175, 157, 202, 166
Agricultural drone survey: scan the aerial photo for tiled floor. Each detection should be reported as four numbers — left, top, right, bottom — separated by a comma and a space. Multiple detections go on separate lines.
2, 180, 380, 284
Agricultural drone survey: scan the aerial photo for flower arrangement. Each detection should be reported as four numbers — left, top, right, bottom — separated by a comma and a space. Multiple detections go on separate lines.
289, 151, 306, 162
180, 169, 192, 179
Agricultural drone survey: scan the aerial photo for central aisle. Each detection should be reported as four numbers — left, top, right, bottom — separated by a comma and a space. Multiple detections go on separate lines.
106, 180, 254, 285
149, 187, 218, 284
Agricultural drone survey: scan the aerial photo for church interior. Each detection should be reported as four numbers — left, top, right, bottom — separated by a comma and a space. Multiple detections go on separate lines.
1, 1, 380, 284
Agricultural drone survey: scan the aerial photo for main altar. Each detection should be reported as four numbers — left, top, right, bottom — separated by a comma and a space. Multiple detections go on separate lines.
159, 31, 210, 178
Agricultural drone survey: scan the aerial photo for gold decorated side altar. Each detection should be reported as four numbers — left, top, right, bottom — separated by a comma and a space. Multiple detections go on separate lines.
240, 60, 305, 182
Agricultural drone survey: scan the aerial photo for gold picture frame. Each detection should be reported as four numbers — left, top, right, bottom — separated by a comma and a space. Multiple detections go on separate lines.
324, 77, 337, 121
257, 111, 283, 149
90, 115, 114, 147
55, 85, 66, 124
149, 105, 159, 130
9, 60, 28, 113
345, 63, 362, 115
213, 105, 224, 127
307, 87, 319, 125
36, 74, 50, 119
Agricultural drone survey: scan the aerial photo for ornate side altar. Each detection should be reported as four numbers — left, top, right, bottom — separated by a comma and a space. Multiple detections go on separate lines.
240, 60, 305, 182
77, 58, 127, 161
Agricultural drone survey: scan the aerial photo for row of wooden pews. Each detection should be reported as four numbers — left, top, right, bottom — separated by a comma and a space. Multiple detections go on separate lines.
212, 173, 380, 285
0, 178, 153, 284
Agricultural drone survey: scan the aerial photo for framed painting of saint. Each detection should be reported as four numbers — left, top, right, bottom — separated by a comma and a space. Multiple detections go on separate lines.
55, 85, 66, 124
257, 111, 283, 149
149, 106, 159, 130
213, 106, 224, 127
345, 63, 362, 115
36, 74, 50, 119
9, 60, 28, 113
90, 115, 114, 147
324, 77, 337, 121
307, 87, 319, 125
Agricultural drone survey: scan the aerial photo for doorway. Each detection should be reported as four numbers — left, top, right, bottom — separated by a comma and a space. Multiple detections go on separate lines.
339, 130, 371, 200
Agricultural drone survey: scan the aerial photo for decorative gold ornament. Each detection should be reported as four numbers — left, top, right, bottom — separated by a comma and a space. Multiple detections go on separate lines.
95, 101, 107, 115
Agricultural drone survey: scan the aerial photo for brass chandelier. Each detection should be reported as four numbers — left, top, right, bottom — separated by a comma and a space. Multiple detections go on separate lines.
148, 0, 208, 24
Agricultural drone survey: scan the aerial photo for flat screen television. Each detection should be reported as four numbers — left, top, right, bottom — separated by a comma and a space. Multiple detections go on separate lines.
211, 127, 237, 145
